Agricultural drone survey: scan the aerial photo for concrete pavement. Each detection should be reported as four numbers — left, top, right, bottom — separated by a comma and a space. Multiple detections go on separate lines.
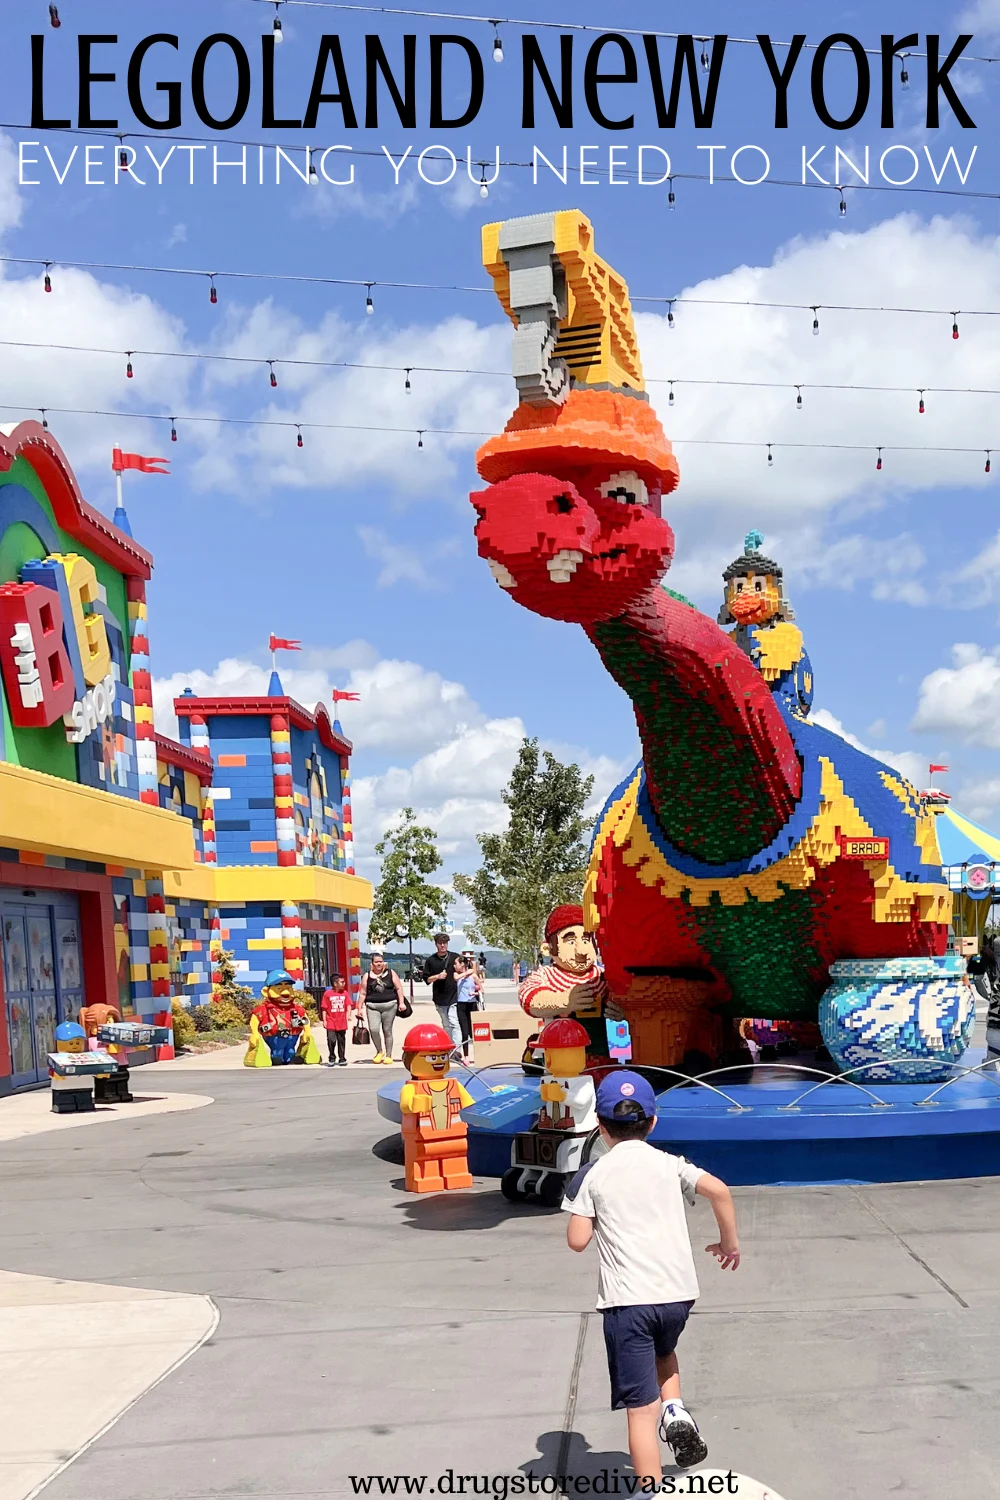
0, 1063, 998, 1499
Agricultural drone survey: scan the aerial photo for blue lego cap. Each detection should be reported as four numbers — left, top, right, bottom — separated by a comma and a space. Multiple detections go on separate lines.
263, 969, 294, 988
596, 1069, 657, 1121
54, 1021, 86, 1041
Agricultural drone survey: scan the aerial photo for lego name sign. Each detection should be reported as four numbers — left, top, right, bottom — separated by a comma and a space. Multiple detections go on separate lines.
0, 551, 114, 744
839, 835, 890, 861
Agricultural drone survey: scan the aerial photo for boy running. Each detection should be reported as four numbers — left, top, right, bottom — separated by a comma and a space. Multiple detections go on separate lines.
563, 1071, 740, 1486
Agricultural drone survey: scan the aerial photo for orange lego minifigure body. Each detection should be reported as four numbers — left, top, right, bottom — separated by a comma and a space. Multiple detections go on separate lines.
399, 1022, 474, 1194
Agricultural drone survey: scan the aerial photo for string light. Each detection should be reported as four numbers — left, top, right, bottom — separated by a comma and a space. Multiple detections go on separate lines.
365, 283, 374, 315
838, 189, 847, 217
404, 369, 411, 392
170, 418, 177, 442
900, 53, 910, 87
118, 142, 129, 173
209, 276, 218, 305
699, 40, 710, 72
667, 178, 676, 210
48, 4, 60, 26
296, 425, 303, 448
767, 444, 773, 466
986, 451, 992, 473
42, 264, 51, 294
268, 361, 278, 388
491, 23, 503, 60
40, 409, 48, 429
308, 156, 318, 182
667, 300, 675, 329
668, 382, 675, 407
918, 391, 926, 414
417, 430, 424, 448
125, 354, 133, 379
811, 307, 820, 336
479, 163, 490, 199
795, 386, 803, 410
952, 313, 960, 340
876, 446, 883, 471
272, 2, 283, 41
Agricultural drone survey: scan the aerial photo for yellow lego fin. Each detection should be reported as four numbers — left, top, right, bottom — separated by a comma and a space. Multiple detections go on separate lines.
298, 1024, 322, 1066
244, 1012, 272, 1068
482, 210, 644, 407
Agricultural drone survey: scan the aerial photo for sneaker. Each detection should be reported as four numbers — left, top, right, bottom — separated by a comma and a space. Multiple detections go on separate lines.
660, 1408, 708, 1470
381, 1054, 394, 1064
372, 1051, 385, 1064
338, 1058, 348, 1067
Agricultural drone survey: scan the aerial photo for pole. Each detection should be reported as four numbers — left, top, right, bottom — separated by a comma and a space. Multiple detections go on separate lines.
408, 930, 414, 1002
115, 468, 123, 513
271, 633, 276, 674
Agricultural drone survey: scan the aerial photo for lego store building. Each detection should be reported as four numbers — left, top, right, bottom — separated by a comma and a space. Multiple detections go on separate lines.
0, 421, 372, 1093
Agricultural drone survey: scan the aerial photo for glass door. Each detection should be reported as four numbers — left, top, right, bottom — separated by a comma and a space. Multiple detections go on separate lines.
2, 911, 36, 1087
2, 898, 84, 1088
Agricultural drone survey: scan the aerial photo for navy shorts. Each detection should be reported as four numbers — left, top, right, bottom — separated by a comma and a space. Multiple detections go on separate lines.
602, 1301, 694, 1410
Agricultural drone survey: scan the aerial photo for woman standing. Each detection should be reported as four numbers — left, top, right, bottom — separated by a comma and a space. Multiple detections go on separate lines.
359, 951, 405, 1064
454, 954, 482, 1065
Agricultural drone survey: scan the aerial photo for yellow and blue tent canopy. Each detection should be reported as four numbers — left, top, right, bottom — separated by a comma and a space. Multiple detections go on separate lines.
934, 806, 1000, 868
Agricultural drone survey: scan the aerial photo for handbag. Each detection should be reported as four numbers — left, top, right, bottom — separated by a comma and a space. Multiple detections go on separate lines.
352, 1019, 370, 1046
397, 996, 413, 1019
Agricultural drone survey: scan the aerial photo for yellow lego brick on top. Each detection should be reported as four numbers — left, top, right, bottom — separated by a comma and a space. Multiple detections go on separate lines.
247, 938, 284, 950
130, 963, 149, 983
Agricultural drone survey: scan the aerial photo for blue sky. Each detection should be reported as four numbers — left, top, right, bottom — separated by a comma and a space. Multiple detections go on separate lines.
5, 0, 1000, 918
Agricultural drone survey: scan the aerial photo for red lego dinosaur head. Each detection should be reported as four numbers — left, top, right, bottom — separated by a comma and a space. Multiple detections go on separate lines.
472, 389, 678, 625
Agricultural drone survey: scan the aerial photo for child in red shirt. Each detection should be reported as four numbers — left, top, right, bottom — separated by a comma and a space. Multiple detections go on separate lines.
321, 978, 353, 1066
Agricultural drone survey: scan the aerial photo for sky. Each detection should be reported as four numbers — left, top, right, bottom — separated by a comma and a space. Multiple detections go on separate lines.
6, 0, 1000, 937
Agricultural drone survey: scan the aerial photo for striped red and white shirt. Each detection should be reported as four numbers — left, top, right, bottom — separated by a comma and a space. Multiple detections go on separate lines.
519, 963, 607, 1016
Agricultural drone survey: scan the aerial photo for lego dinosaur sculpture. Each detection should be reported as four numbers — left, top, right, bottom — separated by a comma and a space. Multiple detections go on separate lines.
472, 211, 953, 1068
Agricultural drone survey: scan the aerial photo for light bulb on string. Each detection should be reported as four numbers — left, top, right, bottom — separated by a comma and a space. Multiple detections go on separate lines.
43, 263, 52, 293
668, 382, 675, 407
918, 391, 925, 414
876, 447, 883, 472
268, 361, 278, 389
667, 178, 676, 210
986, 451, 992, 474
838, 190, 847, 217
491, 24, 503, 61
811, 306, 820, 336
170, 419, 178, 443
272, 3, 283, 42
365, 284, 374, 315
308, 155, 318, 182
296, 426, 303, 449
48, 4, 60, 26
404, 369, 412, 393
479, 164, 489, 199
795, 386, 803, 410
40, 409, 48, 430
900, 54, 909, 87
119, 141, 129, 173
417, 430, 424, 449
125, 354, 133, 379
667, 300, 675, 329
952, 314, 960, 340
767, 444, 773, 467
209, 276, 218, 305
700, 40, 710, 72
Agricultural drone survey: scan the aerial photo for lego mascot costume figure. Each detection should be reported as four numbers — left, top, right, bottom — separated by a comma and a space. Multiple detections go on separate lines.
244, 969, 322, 1067
399, 1022, 474, 1193
519, 904, 616, 1065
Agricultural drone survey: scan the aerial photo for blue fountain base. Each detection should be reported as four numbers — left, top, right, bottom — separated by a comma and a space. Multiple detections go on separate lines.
376, 1055, 1000, 1187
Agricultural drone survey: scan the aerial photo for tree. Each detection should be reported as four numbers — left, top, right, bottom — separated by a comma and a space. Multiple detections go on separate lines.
370, 807, 451, 997
454, 738, 594, 964
212, 947, 255, 1022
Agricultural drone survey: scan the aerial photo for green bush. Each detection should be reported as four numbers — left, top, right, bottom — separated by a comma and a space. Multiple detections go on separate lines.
191, 1004, 214, 1033
171, 1000, 196, 1048
211, 999, 248, 1029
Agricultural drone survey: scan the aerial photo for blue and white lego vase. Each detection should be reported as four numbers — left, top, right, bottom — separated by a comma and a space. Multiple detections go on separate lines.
819, 955, 974, 1084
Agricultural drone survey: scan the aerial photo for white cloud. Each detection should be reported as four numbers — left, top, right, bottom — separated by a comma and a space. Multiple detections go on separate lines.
954, 776, 1000, 824
810, 707, 927, 787
357, 524, 460, 589
0, 134, 24, 239
911, 642, 1000, 746
958, 0, 1000, 34
947, 528, 1000, 608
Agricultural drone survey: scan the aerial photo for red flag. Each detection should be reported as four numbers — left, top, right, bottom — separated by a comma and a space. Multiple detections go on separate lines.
929, 764, 949, 774
332, 689, 360, 703
112, 448, 169, 474
269, 634, 301, 652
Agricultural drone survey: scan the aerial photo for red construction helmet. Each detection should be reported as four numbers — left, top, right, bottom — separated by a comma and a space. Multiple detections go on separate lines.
402, 1022, 454, 1054
538, 1017, 591, 1049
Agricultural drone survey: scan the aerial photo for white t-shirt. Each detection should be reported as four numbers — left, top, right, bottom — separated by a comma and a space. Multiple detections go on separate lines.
562, 1139, 704, 1308
544, 1074, 598, 1131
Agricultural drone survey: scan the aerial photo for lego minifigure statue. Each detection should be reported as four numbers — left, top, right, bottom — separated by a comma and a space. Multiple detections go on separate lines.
718, 531, 813, 719
48, 1022, 118, 1113
537, 1017, 599, 1132
519, 905, 617, 1063
399, 1022, 474, 1193
244, 969, 321, 1067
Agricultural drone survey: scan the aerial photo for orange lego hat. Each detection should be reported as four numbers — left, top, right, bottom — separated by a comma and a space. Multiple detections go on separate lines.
476, 388, 680, 494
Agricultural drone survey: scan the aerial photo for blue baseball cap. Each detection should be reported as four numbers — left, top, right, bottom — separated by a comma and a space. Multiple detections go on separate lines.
596, 1070, 657, 1121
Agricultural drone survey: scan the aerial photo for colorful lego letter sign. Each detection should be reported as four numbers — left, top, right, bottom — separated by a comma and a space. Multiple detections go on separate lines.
0, 554, 116, 743
839, 835, 891, 861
